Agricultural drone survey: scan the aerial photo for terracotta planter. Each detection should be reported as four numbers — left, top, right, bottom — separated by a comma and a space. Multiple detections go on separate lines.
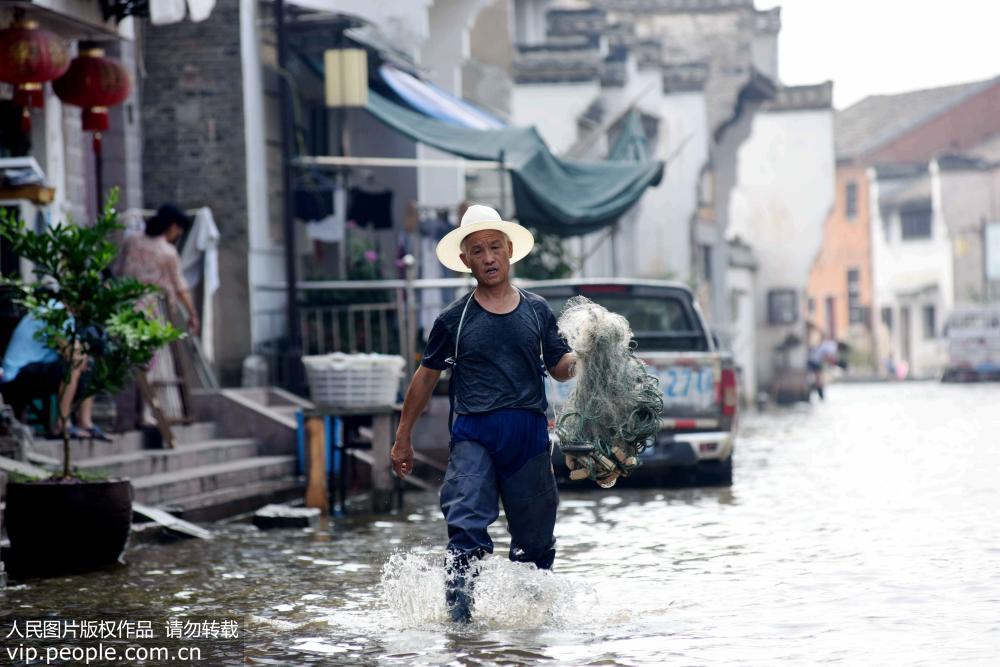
5, 479, 133, 577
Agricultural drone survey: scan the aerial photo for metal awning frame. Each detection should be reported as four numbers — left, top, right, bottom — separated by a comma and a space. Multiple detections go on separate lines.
294, 155, 503, 171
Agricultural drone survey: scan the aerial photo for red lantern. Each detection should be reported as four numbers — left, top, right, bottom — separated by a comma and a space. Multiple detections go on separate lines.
53, 45, 132, 218
53, 47, 131, 135
0, 18, 71, 130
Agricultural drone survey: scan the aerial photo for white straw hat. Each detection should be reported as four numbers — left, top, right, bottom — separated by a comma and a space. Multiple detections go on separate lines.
435, 204, 535, 273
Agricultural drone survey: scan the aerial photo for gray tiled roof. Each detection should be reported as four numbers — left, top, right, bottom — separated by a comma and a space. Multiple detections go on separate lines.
835, 77, 997, 159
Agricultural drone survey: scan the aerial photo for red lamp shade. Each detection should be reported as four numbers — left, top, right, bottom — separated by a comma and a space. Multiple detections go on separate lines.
0, 19, 70, 129
53, 47, 131, 133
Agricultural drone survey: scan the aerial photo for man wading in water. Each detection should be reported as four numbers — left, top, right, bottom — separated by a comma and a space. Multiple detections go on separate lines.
391, 204, 576, 624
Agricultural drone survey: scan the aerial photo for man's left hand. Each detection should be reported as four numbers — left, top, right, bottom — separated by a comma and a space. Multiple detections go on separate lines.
548, 352, 577, 382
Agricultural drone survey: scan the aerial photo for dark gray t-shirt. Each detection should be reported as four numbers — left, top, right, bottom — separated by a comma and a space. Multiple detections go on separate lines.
421, 289, 571, 415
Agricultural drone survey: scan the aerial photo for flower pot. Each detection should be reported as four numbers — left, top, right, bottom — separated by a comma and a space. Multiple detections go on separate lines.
4, 478, 133, 577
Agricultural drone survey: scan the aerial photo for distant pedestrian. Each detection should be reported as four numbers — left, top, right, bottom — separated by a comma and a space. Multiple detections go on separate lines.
808, 339, 847, 400
390, 204, 576, 624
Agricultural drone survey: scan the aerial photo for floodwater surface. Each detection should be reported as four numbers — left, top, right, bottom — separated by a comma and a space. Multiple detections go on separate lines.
3, 382, 1000, 665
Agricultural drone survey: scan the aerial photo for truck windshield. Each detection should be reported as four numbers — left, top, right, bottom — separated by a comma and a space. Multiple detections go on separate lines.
543, 292, 708, 351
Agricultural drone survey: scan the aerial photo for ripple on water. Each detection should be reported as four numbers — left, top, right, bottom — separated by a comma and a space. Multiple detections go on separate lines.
5, 383, 1000, 664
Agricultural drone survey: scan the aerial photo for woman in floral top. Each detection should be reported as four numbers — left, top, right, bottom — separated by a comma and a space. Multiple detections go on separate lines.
115, 203, 200, 423
116, 203, 200, 335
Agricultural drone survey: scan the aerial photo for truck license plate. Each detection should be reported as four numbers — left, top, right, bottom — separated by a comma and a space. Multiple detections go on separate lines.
653, 366, 714, 407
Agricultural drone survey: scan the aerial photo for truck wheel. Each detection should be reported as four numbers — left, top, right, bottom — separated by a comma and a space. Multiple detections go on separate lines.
698, 456, 733, 486
719, 455, 733, 485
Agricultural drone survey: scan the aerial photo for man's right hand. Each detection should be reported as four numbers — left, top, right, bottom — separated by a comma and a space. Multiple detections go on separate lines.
391, 437, 414, 478
391, 366, 441, 479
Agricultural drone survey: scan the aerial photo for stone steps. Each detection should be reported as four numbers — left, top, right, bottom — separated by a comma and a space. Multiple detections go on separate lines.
132, 456, 298, 506
29, 431, 149, 461
76, 439, 260, 479
29, 422, 219, 461
158, 478, 307, 523
5, 390, 312, 526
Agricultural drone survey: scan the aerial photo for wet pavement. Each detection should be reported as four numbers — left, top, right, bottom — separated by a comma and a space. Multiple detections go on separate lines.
3, 381, 1000, 665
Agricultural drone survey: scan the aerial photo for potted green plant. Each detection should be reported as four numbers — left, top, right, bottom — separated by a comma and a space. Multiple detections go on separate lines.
0, 190, 181, 576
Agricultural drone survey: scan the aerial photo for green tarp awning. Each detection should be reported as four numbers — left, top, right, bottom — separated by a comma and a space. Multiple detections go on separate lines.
608, 108, 651, 162
366, 91, 664, 237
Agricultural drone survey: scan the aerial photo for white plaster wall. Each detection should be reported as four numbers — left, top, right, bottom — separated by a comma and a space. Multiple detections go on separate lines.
571, 71, 663, 279
289, 0, 431, 57
751, 33, 778, 82
516, 78, 707, 283
417, 0, 491, 211
513, 0, 552, 45
511, 83, 600, 155
936, 163, 1000, 305
635, 90, 709, 281
728, 263, 757, 400
243, 0, 286, 346
43, 92, 68, 227
727, 108, 835, 385
869, 170, 952, 377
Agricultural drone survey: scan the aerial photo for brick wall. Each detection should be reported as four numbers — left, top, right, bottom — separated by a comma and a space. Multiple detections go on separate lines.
141, 0, 252, 385
101, 41, 143, 211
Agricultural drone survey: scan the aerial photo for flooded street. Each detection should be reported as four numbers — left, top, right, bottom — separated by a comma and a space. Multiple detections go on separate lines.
4, 382, 1000, 665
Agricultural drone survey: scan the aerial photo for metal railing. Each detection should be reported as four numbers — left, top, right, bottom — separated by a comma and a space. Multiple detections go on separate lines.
254, 276, 477, 387
253, 275, 698, 389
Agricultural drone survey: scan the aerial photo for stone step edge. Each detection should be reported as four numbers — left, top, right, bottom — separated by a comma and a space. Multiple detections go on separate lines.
131, 456, 297, 489
157, 476, 307, 513
77, 439, 261, 469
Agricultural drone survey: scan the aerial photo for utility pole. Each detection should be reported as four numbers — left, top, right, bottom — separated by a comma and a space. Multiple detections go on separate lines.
275, 0, 305, 393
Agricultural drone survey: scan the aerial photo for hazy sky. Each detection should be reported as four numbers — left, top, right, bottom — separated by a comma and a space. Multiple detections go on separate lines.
756, 0, 1000, 109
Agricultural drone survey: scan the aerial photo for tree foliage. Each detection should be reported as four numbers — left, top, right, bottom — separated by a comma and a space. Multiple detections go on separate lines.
0, 190, 182, 478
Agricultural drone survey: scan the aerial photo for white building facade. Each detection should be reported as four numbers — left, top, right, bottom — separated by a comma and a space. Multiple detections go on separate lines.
726, 84, 835, 389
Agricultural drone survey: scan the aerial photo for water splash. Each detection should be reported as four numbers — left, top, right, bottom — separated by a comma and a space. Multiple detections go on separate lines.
379, 550, 594, 630
472, 558, 586, 629
379, 550, 448, 626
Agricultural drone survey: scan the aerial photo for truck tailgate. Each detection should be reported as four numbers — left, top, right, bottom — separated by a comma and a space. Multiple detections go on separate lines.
546, 351, 724, 428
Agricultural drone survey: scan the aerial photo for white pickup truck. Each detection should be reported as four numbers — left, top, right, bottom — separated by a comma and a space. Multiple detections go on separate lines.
533, 279, 738, 486
941, 306, 1000, 382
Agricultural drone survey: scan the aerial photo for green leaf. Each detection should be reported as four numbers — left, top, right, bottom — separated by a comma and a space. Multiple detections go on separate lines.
0, 188, 184, 476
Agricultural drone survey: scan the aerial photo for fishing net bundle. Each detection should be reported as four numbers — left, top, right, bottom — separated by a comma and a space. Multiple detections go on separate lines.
554, 296, 663, 488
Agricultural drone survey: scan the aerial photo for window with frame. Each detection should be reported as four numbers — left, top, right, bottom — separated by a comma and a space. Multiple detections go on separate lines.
768, 289, 798, 325
847, 268, 863, 324
900, 208, 932, 240
845, 181, 858, 220
923, 304, 936, 339
881, 307, 893, 331
701, 244, 713, 283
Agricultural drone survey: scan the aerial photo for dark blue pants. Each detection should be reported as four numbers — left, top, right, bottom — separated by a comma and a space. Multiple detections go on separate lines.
440, 409, 559, 570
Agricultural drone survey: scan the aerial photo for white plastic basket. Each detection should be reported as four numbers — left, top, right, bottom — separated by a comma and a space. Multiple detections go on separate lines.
302, 352, 406, 407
